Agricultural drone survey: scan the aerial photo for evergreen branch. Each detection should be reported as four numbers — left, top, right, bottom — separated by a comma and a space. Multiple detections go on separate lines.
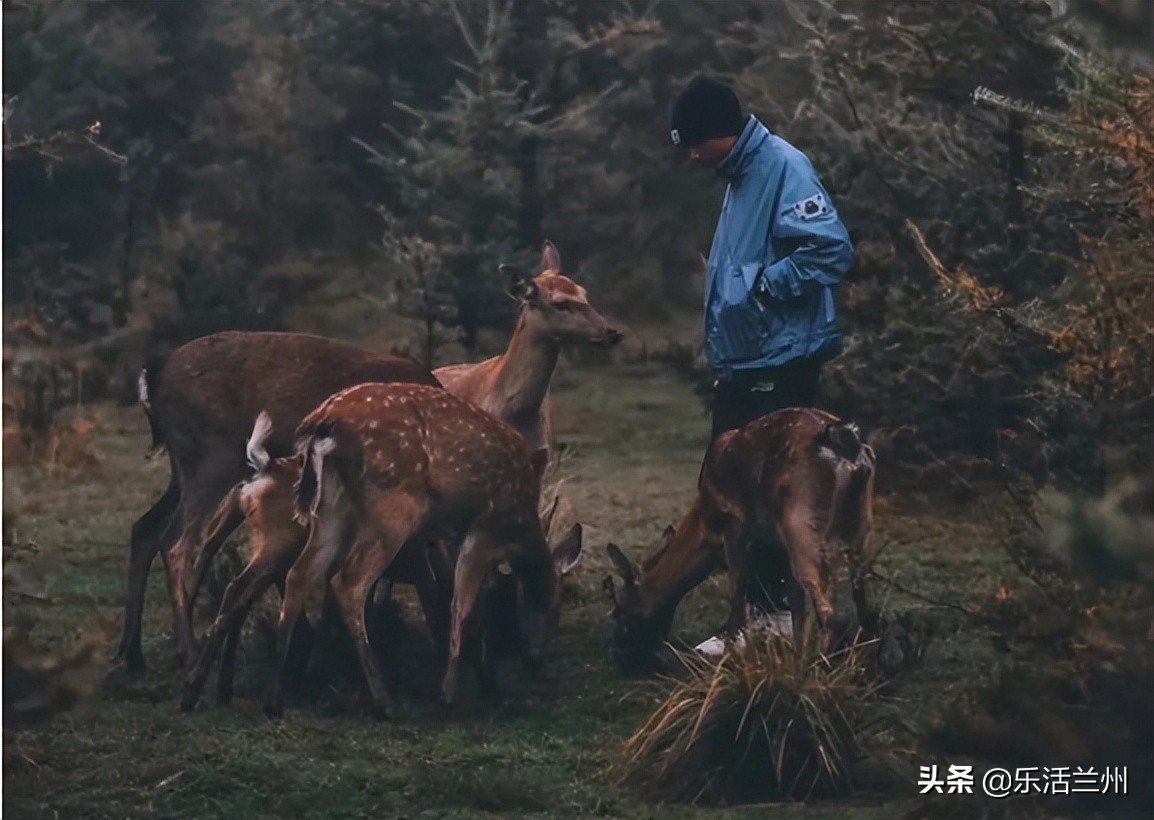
448, 0, 482, 61
4, 121, 127, 166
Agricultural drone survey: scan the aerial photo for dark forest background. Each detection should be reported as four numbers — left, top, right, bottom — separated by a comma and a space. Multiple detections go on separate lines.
4, 0, 1152, 491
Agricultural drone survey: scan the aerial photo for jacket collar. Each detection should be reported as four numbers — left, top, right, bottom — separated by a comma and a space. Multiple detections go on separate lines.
717, 115, 769, 183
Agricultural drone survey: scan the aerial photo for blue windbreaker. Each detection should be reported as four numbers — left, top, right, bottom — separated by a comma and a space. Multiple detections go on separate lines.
704, 116, 854, 376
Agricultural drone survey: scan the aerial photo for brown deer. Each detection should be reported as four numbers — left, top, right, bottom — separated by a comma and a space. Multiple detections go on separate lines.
182, 240, 614, 669
257, 383, 571, 718
604, 407, 876, 674
120, 331, 440, 674
433, 241, 622, 466
179, 410, 582, 711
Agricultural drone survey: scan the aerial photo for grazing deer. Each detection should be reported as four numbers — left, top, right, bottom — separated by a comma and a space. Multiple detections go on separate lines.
433, 241, 622, 467
256, 383, 572, 719
180, 411, 582, 711
120, 331, 440, 674
604, 408, 876, 674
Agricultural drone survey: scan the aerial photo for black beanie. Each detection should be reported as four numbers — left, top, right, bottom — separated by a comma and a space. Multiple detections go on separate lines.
669, 75, 744, 148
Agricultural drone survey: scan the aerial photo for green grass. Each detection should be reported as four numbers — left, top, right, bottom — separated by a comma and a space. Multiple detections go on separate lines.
3, 361, 1042, 818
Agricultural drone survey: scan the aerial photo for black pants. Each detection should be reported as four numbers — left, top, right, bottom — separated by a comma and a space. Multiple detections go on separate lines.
710, 357, 822, 616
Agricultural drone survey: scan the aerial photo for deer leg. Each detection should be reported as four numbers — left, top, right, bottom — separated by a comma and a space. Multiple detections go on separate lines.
167, 453, 245, 669
780, 512, 835, 652
119, 477, 180, 674
442, 537, 489, 707
160, 540, 196, 668
181, 553, 282, 711
265, 516, 349, 719
848, 544, 871, 636
839, 471, 876, 635
219, 595, 313, 708
721, 526, 751, 635
187, 484, 246, 617
331, 495, 426, 719
413, 540, 454, 671
215, 616, 245, 707
331, 546, 404, 719
269, 578, 316, 697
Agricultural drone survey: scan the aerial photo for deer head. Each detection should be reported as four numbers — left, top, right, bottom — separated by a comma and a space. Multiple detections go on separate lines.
604, 524, 682, 675
491, 493, 585, 669
502, 241, 622, 348
605, 408, 878, 675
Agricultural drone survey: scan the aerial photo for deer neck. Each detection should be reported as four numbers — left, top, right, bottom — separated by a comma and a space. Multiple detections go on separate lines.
489, 309, 559, 419
637, 499, 721, 630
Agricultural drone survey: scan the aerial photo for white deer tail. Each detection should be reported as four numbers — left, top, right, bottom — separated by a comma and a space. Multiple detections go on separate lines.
246, 410, 275, 475
293, 423, 339, 526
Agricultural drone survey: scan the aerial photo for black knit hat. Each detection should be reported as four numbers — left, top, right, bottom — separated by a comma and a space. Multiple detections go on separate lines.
669, 75, 744, 148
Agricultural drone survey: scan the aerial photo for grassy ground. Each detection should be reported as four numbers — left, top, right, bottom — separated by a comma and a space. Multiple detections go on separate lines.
1, 361, 1089, 818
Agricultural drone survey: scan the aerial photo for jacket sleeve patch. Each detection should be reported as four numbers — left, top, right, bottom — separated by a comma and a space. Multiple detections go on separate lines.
786, 192, 830, 221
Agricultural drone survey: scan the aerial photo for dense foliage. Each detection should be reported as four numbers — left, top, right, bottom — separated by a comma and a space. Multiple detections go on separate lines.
4, 0, 1151, 486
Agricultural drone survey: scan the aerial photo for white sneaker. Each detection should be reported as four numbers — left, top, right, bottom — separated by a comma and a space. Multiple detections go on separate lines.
693, 612, 794, 658
693, 634, 729, 657
763, 611, 793, 639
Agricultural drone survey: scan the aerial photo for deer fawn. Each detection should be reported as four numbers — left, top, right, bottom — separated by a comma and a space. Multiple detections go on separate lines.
260, 383, 568, 719
180, 410, 582, 711
120, 331, 440, 674
433, 241, 622, 466
604, 408, 876, 674
182, 240, 611, 689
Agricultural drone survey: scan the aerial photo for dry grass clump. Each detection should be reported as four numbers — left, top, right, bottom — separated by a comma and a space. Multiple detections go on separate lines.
613, 628, 885, 804
3, 415, 102, 475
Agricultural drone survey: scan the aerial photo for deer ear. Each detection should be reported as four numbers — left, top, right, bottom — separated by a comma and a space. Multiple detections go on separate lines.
539, 240, 562, 274
660, 524, 677, 548
602, 574, 618, 606
606, 542, 637, 586
502, 263, 539, 302
552, 522, 584, 575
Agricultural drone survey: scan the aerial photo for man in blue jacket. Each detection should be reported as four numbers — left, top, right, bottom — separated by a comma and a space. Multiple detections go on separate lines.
671, 74, 854, 637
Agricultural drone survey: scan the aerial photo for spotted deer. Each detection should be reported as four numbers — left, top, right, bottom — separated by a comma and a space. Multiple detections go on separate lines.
180, 410, 582, 711
120, 332, 441, 674
181, 241, 613, 678
433, 241, 622, 470
259, 383, 572, 719
604, 408, 876, 674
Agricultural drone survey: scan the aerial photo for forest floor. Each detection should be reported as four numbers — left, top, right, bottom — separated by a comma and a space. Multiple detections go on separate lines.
2, 360, 1139, 819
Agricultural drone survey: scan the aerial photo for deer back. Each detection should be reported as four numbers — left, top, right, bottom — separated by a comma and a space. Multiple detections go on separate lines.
144, 332, 440, 459
293, 382, 541, 534
701, 407, 873, 535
